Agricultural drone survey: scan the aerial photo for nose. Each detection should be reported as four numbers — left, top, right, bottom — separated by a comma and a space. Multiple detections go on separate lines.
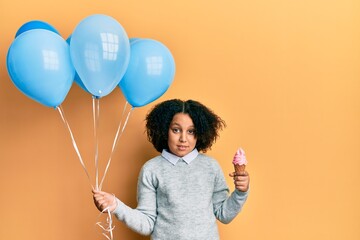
179, 132, 187, 142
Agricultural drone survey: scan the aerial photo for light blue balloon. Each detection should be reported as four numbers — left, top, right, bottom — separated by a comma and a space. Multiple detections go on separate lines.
7, 29, 75, 108
15, 20, 59, 38
66, 35, 90, 94
73, 71, 90, 93
70, 14, 130, 98
119, 39, 175, 107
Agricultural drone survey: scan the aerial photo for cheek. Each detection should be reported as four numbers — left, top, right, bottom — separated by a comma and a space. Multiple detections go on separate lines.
167, 130, 172, 140
167, 132, 176, 144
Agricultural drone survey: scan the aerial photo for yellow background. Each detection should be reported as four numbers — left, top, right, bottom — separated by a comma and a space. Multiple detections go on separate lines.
1, 0, 359, 239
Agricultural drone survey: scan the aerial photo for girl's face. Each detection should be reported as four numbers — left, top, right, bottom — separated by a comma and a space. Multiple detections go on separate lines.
168, 113, 197, 157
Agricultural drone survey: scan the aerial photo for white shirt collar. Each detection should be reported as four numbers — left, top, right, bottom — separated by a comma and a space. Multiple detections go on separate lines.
161, 149, 199, 165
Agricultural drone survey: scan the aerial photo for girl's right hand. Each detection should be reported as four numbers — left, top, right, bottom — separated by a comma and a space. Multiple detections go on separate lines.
92, 190, 118, 213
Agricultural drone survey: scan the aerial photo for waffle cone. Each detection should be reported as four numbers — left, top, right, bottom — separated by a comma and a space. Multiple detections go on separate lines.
234, 164, 246, 173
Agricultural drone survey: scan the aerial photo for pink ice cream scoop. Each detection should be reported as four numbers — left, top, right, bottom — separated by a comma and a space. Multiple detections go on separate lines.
232, 148, 247, 173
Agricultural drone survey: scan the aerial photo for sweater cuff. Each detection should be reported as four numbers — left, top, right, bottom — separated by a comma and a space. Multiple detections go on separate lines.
234, 185, 250, 198
112, 198, 126, 220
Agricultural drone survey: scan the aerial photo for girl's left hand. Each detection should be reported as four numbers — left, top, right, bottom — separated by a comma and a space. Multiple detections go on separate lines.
229, 171, 250, 192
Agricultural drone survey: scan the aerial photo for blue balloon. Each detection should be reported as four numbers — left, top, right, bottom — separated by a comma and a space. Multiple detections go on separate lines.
73, 71, 90, 93
70, 14, 130, 98
119, 39, 175, 107
66, 35, 90, 93
15, 20, 59, 38
7, 29, 75, 108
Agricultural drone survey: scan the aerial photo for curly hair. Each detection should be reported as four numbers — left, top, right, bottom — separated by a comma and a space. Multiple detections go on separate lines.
145, 99, 226, 153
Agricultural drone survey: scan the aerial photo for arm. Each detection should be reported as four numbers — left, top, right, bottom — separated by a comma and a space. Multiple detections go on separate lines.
92, 167, 157, 236
113, 168, 157, 235
212, 164, 249, 224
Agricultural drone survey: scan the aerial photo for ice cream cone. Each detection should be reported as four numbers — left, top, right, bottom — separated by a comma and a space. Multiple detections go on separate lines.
234, 164, 246, 174
232, 148, 247, 174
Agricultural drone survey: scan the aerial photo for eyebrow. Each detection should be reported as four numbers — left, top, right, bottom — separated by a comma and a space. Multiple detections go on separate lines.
170, 122, 195, 128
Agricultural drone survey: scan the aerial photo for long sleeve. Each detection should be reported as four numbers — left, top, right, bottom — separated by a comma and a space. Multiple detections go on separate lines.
112, 154, 249, 239
212, 162, 249, 224
112, 166, 157, 235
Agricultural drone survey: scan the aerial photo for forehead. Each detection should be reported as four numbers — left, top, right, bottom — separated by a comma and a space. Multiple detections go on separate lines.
170, 113, 194, 126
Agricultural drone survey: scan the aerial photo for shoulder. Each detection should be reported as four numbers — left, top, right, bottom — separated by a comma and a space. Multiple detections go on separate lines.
197, 153, 219, 164
197, 154, 227, 184
141, 155, 167, 173
196, 153, 222, 171
137, 155, 165, 186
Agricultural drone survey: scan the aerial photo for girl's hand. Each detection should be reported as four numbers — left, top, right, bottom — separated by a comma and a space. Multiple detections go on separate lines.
229, 171, 250, 192
92, 190, 118, 213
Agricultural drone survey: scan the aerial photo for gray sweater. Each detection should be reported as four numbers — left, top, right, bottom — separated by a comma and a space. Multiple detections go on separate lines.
113, 153, 248, 240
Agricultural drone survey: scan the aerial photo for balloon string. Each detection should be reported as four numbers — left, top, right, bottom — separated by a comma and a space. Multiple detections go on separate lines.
96, 210, 114, 240
93, 97, 100, 190
96, 194, 116, 240
99, 101, 133, 190
57, 105, 94, 190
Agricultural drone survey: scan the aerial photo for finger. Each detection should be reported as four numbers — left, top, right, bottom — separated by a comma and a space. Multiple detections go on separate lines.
237, 175, 249, 181
93, 190, 108, 195
231, 172, 248, 177
92, 189, 103, 194
94, 191, 110, 199
101, 201, 114, 211
237, 186, 248, 192
235, 178, 249, 185
234, 181, 244, 187
93, 195, 102, 200
235, 184, 247, 191
94, 194, 105, 201
234, 181, 245, 186
100, 202, 108, 209
96, 199, 106, 205
93, 191, 103, 197
240, 183, 249, 191
238, 171, 249, 176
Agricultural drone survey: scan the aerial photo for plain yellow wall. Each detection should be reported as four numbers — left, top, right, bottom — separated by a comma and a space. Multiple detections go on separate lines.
1, 0, 359, 239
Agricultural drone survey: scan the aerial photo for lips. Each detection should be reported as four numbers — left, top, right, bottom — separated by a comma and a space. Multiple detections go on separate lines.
177, 145, 188, 150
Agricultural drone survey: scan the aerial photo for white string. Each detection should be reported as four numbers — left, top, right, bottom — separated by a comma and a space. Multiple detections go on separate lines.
99, 102, 133, 190
93, 97, 100, 190
96, 210, 115, 240
96, 194, 117, 240
57, 105, 94, 190
58, 99, 133, 240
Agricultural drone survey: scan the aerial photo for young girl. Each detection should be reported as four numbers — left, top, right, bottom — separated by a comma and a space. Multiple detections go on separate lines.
93, 99, 250, 240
